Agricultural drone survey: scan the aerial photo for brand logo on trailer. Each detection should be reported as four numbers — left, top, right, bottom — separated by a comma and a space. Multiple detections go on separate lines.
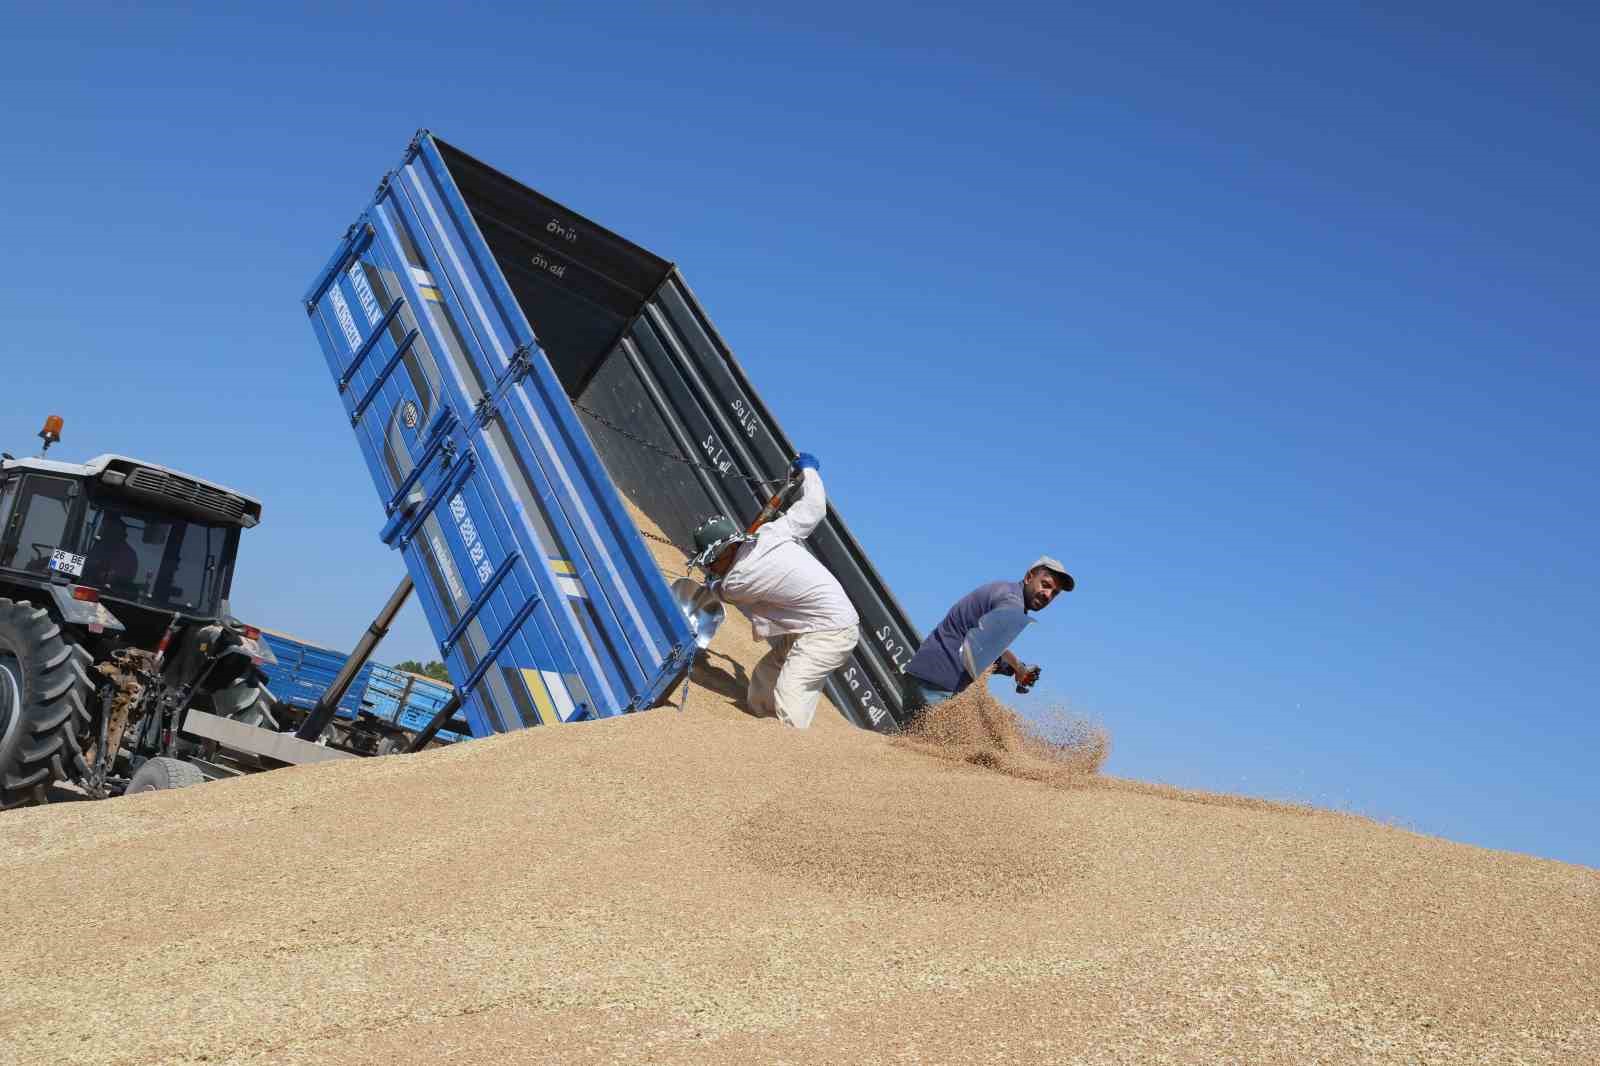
431, 534, 465, 602
347, 262, 382, 326
450, 494, 495, 585
329, 287, 362, 353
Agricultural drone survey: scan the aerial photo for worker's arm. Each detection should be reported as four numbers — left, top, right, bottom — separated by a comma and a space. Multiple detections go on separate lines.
769, 454, 827, 542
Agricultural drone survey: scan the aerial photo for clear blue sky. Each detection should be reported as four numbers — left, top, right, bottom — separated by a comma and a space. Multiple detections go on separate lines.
2, 3, 1595, 866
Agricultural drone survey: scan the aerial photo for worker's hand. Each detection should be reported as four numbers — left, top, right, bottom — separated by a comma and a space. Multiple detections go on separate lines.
791, 452, 820, 474
1014, 663, 1041, 694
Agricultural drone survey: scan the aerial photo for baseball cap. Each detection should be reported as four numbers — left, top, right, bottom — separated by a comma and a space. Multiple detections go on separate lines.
1030, 555, 1075, 592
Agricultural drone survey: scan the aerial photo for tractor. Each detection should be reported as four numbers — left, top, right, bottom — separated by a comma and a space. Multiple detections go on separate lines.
0, 416, 279, 806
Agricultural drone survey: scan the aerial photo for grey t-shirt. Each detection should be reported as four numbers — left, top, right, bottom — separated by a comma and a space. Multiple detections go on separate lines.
905, 580, 1025, 693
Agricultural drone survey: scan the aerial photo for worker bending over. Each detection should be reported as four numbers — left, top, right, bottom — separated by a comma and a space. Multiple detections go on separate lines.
704, 453, 858, 729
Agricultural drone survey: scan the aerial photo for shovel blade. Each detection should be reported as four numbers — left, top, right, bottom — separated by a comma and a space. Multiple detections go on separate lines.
960, 606, 1033, 682
670, 577, 725, 650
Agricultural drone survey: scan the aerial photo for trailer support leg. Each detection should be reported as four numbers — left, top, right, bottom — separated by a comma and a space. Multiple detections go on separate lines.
294, 576, 414, 741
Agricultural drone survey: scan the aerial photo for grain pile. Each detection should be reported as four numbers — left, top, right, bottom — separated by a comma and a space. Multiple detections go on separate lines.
1, 508, 1596, 1065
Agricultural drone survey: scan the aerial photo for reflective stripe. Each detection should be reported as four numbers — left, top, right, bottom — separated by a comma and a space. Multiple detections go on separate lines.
519, 668, 558, 724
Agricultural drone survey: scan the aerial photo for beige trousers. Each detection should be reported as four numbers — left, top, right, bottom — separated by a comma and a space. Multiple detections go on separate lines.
747, 625, 860, 729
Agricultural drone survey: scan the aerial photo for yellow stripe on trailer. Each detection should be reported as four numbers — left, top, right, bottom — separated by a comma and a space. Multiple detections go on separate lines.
519, 668, 558, 726
550, 558, 586, 599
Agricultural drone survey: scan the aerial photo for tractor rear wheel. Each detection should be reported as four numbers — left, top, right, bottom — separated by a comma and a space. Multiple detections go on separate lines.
0, 598, 96, 808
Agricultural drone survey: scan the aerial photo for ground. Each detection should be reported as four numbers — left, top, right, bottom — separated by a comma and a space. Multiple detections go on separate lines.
0, 507, 1594, 1065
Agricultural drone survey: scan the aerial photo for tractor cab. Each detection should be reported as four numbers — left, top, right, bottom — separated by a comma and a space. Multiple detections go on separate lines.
0, 418, 278, 808
0, 451, 260, 641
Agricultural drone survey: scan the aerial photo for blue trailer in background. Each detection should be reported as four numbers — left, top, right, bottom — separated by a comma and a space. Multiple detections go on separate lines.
258, 630, 468, 751
301, 131, 922, 736
366, 664, 462, 740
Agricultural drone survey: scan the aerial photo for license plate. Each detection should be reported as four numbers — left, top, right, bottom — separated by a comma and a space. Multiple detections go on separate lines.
48, 550, 86, 577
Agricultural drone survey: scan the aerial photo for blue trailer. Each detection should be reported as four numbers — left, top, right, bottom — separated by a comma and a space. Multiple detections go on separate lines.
257, 630, 372, 721
257, 629, 468, 749
365, 664, 461, 738
302, 135, 699, 739
303, 131, 922, 735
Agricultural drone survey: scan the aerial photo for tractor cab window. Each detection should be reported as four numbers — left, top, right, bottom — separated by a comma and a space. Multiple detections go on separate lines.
81, 495, 234, 614
0, 476, 77, 574
0, 477, 17, 544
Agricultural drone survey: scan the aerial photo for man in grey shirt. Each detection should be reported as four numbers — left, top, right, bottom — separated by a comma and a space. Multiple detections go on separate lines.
903, 556, 1074, 712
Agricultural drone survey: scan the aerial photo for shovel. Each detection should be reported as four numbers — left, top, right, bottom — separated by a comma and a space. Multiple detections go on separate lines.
670, 577, 726, 650
959, 605, 1035, 685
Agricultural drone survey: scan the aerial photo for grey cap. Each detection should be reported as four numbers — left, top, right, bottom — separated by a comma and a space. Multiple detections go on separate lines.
1030, 555, 1075, 591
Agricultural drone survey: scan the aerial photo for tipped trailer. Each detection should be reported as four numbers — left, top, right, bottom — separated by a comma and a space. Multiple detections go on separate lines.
302, 131, 922, 734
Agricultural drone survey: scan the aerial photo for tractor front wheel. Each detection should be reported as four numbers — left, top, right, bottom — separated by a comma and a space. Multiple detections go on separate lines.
0, 598, 96, 808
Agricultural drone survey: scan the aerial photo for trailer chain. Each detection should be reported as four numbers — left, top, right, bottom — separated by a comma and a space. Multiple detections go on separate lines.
675, 650, 697, 713
637, 527, 685, 552
573, 403, 790, 488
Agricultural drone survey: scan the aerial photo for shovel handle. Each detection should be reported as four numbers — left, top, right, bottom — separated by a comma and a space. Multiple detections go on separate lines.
707, 472, 803, 577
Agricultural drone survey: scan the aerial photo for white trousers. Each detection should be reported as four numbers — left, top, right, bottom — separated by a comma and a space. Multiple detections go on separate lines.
747, 625, 860, 729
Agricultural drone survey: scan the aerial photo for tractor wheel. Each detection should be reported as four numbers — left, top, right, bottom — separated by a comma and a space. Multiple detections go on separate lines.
124, 756, 205, 795
0, 598, 96, 808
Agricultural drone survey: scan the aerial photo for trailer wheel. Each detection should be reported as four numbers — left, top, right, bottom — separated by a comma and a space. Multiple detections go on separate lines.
0, 598, 96, 809
125, 756, 205, 795
375, 733, 409, 757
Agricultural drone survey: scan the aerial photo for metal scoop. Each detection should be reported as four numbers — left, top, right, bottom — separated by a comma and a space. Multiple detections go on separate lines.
959, 605, 1034, 683
671, 577, 726, 650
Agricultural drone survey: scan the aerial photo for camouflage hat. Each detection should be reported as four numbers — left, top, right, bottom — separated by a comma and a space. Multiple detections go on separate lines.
692, 514, 741, 557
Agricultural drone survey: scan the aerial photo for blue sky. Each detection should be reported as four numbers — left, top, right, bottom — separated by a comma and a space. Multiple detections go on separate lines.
2, 3, 1595, 865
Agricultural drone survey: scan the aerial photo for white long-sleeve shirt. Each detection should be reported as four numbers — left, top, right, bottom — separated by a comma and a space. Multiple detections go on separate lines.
718, 469, 860, 640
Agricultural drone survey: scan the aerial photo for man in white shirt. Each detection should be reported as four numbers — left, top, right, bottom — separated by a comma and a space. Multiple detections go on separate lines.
711, 453, 859, 729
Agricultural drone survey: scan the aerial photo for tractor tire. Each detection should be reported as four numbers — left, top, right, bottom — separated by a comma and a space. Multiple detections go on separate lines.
0, 598, 96, 809
124, 756, 205, 795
